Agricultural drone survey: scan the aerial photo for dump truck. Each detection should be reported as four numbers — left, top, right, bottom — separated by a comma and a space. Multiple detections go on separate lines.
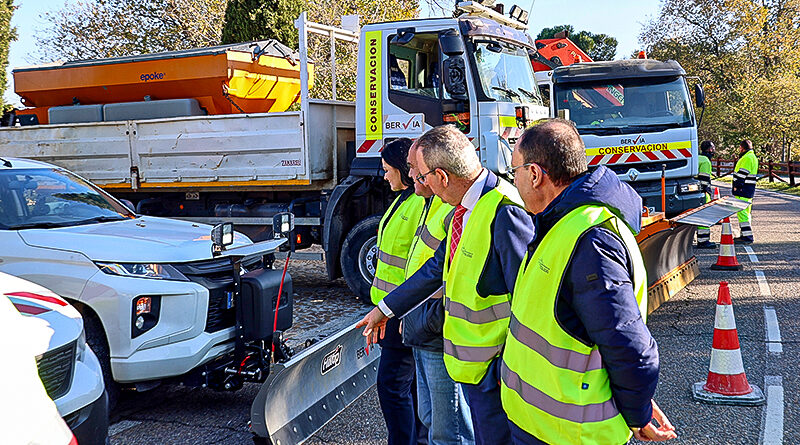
533, 46, 706, 216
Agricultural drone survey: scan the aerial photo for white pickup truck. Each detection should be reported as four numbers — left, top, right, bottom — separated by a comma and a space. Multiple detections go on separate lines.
0, 157, 293, 407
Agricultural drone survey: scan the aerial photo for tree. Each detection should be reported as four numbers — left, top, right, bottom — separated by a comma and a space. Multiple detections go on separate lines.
640, 0, 800, 161
537, 25, 618, 61
0, 0, 16, 105
34, 0, 227, 62
221, 0, 303, 48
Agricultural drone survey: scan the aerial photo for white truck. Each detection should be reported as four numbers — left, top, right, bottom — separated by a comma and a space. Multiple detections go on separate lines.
1, 2, 547, 303
535, 59, 706, 215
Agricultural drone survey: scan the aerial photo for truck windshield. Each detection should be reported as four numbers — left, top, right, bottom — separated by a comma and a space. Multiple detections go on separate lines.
0, 168, 134, 230
472, 40, 541, 104
554, 77, 693, 134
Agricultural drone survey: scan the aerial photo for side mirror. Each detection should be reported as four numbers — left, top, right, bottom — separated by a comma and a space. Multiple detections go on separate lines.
443, 56, 468, 101
694, 83, 705, 108
119, 199, 135, 213
211, 222, 234, 255
438, 29, 464, 56
273, 212, 295, 238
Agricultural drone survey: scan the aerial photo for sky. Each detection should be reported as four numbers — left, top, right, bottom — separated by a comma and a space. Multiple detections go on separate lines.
4, 0, 662, 106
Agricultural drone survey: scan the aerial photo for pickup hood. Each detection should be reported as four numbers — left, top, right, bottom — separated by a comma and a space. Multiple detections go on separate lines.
18, 216, 251, 263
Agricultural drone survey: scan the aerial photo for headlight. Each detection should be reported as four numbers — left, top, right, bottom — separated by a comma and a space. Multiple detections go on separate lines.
680, 183, 701, 193
95, 262, 188, 281
76, 327, 87, 362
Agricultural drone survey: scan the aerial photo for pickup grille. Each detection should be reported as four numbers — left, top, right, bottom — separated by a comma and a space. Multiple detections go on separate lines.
173, 257, 262, 333
36, 341, 75, 401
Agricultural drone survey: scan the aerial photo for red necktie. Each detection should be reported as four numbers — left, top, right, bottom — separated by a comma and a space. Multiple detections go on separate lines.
450, 204, 467, 261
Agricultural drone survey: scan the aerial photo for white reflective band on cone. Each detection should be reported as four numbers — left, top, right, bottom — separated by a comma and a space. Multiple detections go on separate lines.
720, 244, 736, 257
714, 305, 737, 330
722, 223, 733, 235
709, 348, 746, 375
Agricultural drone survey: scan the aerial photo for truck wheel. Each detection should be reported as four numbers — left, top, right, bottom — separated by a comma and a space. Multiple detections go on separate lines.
83, 312, 121, 410
341, 215, 381, 304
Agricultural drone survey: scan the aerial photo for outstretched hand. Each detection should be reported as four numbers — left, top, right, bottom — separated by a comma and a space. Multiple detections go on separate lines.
633, 399, 677, 441
355, 307, 389, 347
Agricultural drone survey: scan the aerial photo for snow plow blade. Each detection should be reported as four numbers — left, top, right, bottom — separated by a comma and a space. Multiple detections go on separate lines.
637, 197, 750, 314
250, 322, 380, 444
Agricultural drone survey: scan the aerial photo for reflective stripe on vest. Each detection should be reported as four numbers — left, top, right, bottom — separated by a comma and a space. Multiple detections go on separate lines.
445, 297, 511, 324
405, 196, 453, 279
501, 361, 620, 424
501, 205, 647, 444
370, 192, 425, 305
442, 178, 523, 384
378, 250, 407, 269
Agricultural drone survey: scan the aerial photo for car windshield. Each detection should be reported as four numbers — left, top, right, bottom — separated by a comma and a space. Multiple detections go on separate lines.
472, 40, 541, 104
0, 168, 134, 230
554, 77, 694, 134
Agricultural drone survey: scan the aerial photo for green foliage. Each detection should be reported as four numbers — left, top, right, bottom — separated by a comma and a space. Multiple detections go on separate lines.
35, 0, 227, 61
221, 0, 303, 47
0, 0, 16, 105
640, 0, 800, 161
537, 25, 618, 61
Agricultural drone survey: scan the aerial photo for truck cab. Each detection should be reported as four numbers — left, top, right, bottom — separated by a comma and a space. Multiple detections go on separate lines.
541, 59, 705, 215
354, 6, 548, 175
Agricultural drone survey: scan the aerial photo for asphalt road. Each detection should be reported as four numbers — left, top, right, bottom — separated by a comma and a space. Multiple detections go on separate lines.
109, 183, 797, 444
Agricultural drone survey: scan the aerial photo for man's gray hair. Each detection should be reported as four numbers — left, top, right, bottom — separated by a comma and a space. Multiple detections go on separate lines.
415, 125, 481, 178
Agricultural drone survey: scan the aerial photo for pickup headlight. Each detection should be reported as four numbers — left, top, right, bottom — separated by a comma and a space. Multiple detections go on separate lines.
680, 183, 701, 193
95, 262, 188, 281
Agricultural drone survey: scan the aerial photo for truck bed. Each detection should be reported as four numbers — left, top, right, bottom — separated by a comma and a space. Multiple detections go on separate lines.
0, 100, 355, 191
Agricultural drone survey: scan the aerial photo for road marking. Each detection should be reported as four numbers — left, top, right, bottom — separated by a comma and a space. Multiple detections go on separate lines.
764, 306, 782, 353
744, 245, 759, 263
109, 420, 142, 436
755, 270, 772, 297
762, 376, 784, 445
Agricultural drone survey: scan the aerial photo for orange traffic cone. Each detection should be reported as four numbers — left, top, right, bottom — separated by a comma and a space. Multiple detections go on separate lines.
692, 282, 764, 405
712, 186, 720, 200
710, 216, 742, 270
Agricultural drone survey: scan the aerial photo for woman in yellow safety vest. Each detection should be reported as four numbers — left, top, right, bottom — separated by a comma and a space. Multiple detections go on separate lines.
373, 138, 427, 445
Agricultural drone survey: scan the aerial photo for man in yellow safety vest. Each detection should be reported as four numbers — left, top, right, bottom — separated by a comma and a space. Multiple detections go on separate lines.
502, 119, 677, 444
357, 125, 534, 445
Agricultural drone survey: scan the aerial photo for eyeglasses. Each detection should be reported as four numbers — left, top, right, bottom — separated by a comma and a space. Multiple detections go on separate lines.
416, 169, 437, 184
508, 162, 547, 179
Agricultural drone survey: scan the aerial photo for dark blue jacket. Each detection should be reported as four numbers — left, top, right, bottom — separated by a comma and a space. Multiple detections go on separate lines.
383, 171, 534, 322
529, 165, 658, 430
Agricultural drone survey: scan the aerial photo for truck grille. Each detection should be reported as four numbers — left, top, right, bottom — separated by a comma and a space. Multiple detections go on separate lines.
36, 341, 75, 401
173, 257, 262, 333
602, 159, 687, 175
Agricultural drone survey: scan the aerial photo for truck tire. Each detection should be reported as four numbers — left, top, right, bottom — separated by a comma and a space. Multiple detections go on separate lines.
83, 312, 121, 410
340, 215, 382, 304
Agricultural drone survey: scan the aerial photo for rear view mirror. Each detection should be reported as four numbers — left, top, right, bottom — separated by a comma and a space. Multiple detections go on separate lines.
391, 28, 416, 45
443, 56, 468, 101
439, 29, 464, 56
694, 83, 705, 108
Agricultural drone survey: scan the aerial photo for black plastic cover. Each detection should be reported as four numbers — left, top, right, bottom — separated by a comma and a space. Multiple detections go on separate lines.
240, 269, 293, 342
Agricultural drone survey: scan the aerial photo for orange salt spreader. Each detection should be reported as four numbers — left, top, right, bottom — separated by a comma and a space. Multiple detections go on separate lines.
13, 39, 314, 125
